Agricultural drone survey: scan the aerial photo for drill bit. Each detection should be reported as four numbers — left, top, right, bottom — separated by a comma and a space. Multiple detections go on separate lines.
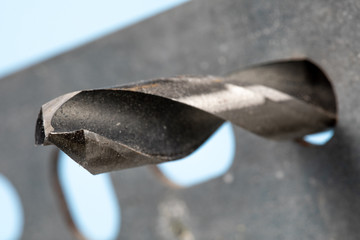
35, 60, 336, 174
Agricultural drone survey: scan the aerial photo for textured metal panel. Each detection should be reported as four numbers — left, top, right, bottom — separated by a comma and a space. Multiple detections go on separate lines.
1, 0, 359, 239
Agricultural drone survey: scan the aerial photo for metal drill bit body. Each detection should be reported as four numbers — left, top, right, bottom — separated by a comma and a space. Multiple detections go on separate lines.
35, 60, 336, 174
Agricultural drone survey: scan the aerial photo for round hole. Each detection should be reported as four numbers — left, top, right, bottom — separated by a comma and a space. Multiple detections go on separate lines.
0, 174, 24, 240
56, 151, 121, 240
156, 122, 235, 187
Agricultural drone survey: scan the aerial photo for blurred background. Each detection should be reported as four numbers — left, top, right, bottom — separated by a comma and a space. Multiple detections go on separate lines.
0, 1, 334, 239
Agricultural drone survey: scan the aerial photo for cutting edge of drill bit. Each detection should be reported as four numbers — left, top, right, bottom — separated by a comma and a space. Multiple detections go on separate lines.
35, 60, 337, 174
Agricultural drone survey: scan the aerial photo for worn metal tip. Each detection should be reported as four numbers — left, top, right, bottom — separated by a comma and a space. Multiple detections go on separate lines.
35, 108, 45, 145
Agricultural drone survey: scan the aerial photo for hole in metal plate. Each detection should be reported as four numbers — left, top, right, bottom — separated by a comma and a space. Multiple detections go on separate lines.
154, 122, 235, 187
0, 174, 24, 240
53, 151, 121, 240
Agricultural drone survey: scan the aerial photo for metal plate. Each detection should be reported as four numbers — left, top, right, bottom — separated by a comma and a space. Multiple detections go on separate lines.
1, 0, 360, 239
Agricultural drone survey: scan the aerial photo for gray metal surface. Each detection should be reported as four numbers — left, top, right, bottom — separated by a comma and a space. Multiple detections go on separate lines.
1, 0, 360, 239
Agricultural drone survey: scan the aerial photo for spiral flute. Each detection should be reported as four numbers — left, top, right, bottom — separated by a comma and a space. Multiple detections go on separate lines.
35, 60, 336, 174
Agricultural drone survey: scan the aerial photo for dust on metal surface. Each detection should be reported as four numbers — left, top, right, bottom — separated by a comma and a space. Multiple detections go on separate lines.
35, 60, 336, 174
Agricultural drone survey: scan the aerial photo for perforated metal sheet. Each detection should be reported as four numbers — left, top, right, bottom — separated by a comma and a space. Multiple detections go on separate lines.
1, 0, 360, 239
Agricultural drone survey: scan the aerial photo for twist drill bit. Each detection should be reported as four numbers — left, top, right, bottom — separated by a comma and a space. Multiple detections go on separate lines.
35, 60, 336, 174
